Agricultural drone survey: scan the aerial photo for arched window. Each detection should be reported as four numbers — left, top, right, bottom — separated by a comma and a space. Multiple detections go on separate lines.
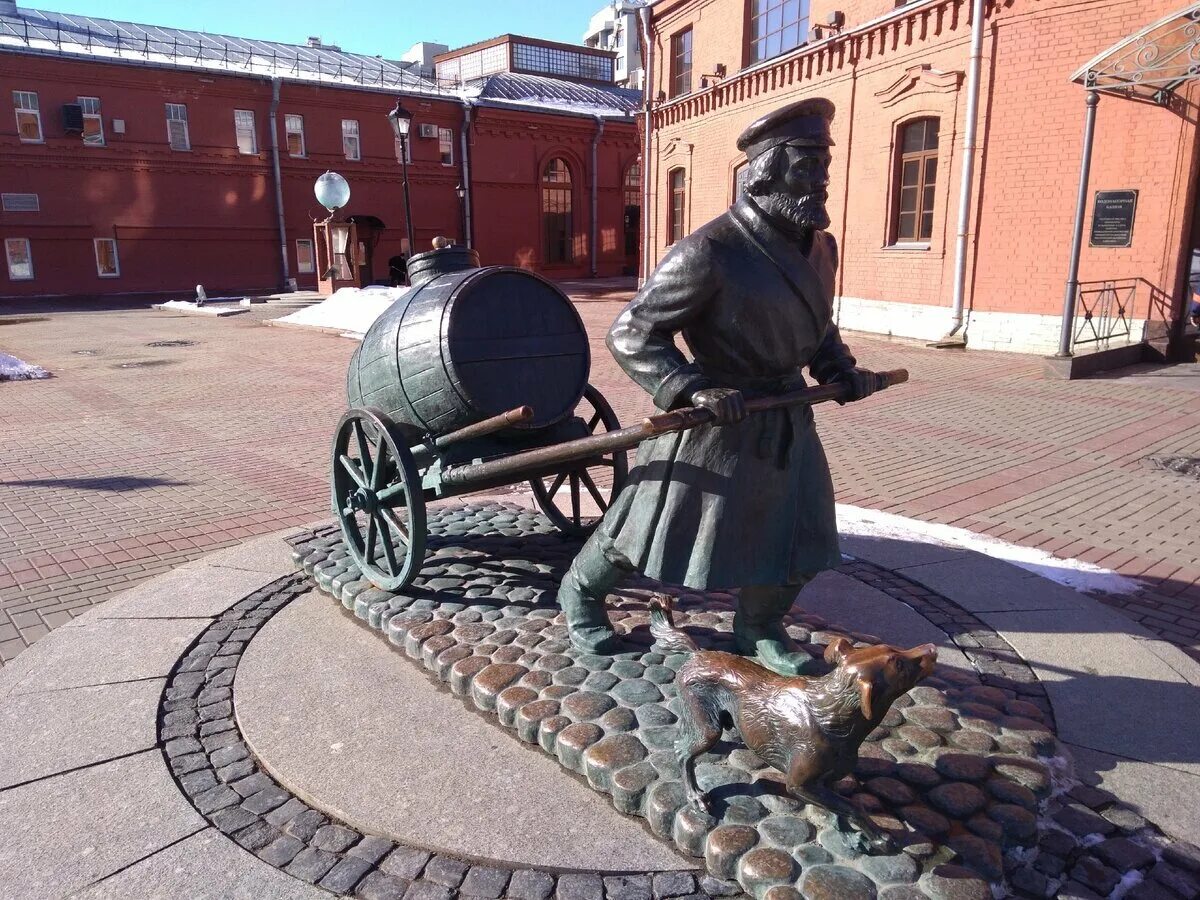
542, 157, 573, 264
668, 167, 686, 244
623, 162, 641, 210
893, 117, 939, 243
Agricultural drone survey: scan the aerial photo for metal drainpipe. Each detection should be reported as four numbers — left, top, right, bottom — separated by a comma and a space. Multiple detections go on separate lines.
460, 101, 474, 248
638, 4, 655, 283
947, 0, 985, 339
1056, 90, 1101, 358
268, 77, 290, 289
591, 115, 605, 278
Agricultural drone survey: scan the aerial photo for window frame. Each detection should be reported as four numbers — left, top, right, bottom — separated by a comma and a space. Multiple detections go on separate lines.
668, 167, 686, 245
295, 238, 315, 274
342, 119, 361, 161
891, 116, 940, 246
747, 0, 810, 65
670, 28, 693, 98
438, 127, 454, 166
14, 91, 43, 144
622, 161, 642, 210
5, 237, 33, 281
93, 238, 120, 278
234, 109, 257, 155
541, 157, 574, 266
1, 193, 39, 212
284, 114, 306, 158
78, 96, 105, 147
165, 103, 190, 151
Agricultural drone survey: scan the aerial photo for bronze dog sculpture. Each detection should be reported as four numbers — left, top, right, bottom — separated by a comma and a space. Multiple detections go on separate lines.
650, 596, 937, 852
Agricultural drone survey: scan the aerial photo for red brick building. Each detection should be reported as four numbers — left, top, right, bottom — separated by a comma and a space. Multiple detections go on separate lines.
0, 6, 642, 299
639, 0, 1200, 358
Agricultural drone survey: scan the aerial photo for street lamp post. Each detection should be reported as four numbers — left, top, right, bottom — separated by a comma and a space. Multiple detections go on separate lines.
387, 99, 417, 260
455, 183, 467, 247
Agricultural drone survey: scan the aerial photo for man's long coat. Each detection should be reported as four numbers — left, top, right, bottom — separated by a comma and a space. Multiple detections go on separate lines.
595, 194, 857, 589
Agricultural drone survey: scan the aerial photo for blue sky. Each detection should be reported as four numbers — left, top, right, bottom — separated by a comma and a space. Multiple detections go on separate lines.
26, 0, 610, 55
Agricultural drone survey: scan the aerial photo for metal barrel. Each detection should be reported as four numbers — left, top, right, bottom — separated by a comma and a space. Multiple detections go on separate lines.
346, 255, 590, 442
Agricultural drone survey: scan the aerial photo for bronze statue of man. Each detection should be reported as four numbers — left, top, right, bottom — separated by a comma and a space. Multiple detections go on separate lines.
557, 98, 879, 675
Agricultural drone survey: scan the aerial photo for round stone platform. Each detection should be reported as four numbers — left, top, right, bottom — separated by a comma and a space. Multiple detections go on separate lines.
236, 589, 694, 872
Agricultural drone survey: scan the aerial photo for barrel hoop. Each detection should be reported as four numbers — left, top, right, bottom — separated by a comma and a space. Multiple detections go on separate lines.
391, 288, 436, 436
437, 267, 495, 428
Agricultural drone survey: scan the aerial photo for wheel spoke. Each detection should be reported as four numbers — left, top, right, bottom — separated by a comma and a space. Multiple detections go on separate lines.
570, 474, 581, 525
587, 411, 602, 432
377, 516, 399, 575
364, 514, 377, 562
580, 470, 607, 511
352, 419, 374, 485
377, 480, 408, 505
339, 454, 368, 489
545, 470, 568, 501
379, 507, 411, 547
371, 433, 388, 490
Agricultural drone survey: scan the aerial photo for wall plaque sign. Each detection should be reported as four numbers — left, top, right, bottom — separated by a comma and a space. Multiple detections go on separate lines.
1090, 190, 1138, 248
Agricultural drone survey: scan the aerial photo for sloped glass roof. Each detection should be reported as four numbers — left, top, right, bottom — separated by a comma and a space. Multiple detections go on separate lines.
1072, 3, 1200, 102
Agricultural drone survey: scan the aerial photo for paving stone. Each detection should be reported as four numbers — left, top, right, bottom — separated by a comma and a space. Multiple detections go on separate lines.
193, 784, 241, 815
209, 804, 258, 835
284, 808, 330, 842
861, 851, 921, 885
233, 820, 280, 852
798, 865, 877, 900
562, 691, 618, 721
1054, 803, 1117, 838
320, 855, 374, 894
257, 834, 305, 867
918, 864, 992, 900
507, 868, 555, 900
264, 797, 307, 827
556, 722, 605, 771
242, 786, 291, 814
705, 824, 759, 880
285, 846, 339, 884
556, 873, 604, 900
1070, 857, 1122, 896
604, 874, 652, 900
1149, 861, 1200, 897
737, 847, 796, 892
697, 875, 740, 897
459, 865, 511, 898
229, 772, 274, 798
1094, 836, 1157, 871
381, 846, 432, 880
927, 783, 987, 818
349, 834, 396, 864
1163, 842, 1200, 873
424, 855, 469, 888
651, 872, 696, 898
583, 733, 648, 791
357, 871, 412, 900
312, 823, 361, 853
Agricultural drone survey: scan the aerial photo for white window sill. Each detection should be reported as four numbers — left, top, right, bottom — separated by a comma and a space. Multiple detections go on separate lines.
885, 242, 930, 251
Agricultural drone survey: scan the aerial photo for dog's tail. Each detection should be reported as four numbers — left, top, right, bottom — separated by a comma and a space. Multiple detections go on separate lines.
649, 594, 699, 654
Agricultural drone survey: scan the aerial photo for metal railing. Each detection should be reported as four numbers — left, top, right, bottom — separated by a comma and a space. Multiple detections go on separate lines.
1070, 277, 1171, 350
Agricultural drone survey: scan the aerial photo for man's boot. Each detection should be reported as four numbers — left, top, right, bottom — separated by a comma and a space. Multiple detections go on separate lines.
734, 583, 817, 675
557, 537, 630, 654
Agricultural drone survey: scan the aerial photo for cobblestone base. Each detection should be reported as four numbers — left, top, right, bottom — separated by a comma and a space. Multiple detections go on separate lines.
280, 502, 1200, 900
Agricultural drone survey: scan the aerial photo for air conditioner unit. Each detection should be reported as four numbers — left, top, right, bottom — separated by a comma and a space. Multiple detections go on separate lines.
112, 118, 126, 134
418, 123, 438, 139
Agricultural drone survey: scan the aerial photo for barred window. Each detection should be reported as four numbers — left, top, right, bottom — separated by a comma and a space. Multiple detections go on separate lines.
670, 29, 692, 97
94, 238, 120, 277
234, 109, 257, 155
296, 239, 315, 274
285, 114, 305, 157
668, 167, 686, 244
165, 103, 190, 150
79, 96, 104, 146
893, 117, 939, 243
623, 162, 641, 209
438, 127, 454, 166
14, 91, 42, 143
542, 158, 573, 265
5, 237, 33, 280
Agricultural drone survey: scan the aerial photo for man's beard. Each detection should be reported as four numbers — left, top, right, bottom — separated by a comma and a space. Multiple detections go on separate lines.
760, 191, 831, 232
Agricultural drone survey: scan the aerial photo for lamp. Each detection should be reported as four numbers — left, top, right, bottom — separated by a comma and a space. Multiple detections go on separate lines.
386, 98, 417, 262
455, 183, 466, 200
314, 171, 350, 215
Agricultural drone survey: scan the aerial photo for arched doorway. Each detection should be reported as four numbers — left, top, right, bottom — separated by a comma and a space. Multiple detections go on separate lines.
542, 157, 574, 266
622, 161, 641, 276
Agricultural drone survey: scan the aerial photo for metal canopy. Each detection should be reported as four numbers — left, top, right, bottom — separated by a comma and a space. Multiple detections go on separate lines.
1072, 3, 1200, 103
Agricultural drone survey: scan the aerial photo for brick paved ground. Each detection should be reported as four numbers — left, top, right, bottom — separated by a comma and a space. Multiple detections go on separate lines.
3, 294, 1200, 667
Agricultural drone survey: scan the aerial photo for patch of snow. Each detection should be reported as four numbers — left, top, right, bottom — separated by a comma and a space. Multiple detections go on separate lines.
1109, 869, 1144, 899
153, 300, 247, 317
0, 352, 50, 381
836, 503, 1143, 597
273, 286, 406, 337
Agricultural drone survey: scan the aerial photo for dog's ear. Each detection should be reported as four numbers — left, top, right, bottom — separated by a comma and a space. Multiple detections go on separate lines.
823, 637, 853, 664
857, 672, 876, 721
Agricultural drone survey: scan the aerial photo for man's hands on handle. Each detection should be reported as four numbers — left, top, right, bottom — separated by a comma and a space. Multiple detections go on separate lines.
689, 387, 748, 425
831, 367, 879, 404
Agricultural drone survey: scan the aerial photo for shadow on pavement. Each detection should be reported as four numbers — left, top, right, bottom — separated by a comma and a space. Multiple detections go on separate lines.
0, 476, 187, 491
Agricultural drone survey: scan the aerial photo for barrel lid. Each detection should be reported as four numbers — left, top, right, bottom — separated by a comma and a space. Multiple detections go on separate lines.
408, 242, 480, 288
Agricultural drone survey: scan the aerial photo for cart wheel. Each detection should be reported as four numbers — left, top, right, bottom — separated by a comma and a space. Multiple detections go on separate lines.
530, 384, 629, 537
332, 407, 427, 591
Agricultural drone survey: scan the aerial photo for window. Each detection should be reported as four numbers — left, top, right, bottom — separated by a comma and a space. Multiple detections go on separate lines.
670, 28, 693, 97
733, 161, 750, 200
542, 158, 573, 265
893, 117, 939, 243
13, 91, 42, 143
94, 238, 119, 277
78, 96, 104, 146
233, 109, 257, 155
1, 193, 39, 212
342, 119, 360, 161
749, 0, 810, 64
438, 127, 454, 166
5, 238, 32, 280
623, 162, 641, 210
165, 103, 190, 150
668, 167, 686, 244
285, 114, 305, 157
296, 239, 315, 274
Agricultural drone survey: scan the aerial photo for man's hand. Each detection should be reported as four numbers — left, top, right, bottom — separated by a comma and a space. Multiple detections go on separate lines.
832, 367, 879, 404
689, 387, 747, 425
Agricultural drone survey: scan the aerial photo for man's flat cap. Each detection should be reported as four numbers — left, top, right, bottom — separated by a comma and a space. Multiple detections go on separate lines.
736, 98, 835, 159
